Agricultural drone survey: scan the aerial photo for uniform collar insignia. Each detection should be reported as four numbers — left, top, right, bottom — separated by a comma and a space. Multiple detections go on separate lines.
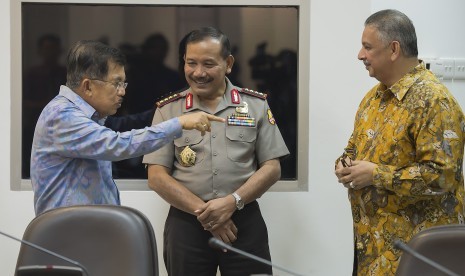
186, 93, 193, 109
231, 89, 240, 104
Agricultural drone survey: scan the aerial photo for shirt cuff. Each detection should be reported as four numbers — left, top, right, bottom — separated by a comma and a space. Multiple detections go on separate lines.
372, 164, 390, 189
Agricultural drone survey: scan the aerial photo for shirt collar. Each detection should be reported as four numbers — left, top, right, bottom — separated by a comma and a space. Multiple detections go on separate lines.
376, 62, 426, 101
59, 85, 106, 124
182, 77, 243, 113
224, 77, 243, 108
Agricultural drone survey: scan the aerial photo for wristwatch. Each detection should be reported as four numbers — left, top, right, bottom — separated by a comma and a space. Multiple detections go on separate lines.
232, 192, 244, 210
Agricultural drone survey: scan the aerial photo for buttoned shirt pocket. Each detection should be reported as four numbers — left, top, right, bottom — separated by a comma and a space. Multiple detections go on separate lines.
174, 130, 205, 165
225, 126, 257, 163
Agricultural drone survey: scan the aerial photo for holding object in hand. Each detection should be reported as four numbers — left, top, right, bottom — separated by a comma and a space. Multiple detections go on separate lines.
340, 152, 353, 168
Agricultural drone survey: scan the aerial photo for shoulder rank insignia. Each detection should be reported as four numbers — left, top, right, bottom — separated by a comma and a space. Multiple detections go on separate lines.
156, 93, 185, 108
240, 88, 267, 99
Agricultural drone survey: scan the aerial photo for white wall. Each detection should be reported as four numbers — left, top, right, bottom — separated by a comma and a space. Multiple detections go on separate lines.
2, 0, 465, 275
372, 0, 465, 105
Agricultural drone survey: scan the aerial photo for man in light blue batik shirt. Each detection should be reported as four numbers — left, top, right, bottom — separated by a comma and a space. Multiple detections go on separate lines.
31, 40, 224, 216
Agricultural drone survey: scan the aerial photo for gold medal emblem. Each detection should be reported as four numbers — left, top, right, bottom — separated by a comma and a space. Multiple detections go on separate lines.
180, 146, 196, 167
235, 102, 248, 114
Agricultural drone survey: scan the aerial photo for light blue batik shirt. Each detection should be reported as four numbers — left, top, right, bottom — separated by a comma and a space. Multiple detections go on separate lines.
31, 85, 181, 215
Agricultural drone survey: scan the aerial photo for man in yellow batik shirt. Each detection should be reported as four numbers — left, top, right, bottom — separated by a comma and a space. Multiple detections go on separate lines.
334, 9, 465, 276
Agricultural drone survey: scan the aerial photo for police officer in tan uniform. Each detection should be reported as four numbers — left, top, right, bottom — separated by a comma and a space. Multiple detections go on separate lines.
143, 27, 289, 276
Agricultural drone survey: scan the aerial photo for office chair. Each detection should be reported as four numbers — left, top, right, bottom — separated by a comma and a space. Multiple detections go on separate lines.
15, 205, 159, 276
396, 224, 465, 276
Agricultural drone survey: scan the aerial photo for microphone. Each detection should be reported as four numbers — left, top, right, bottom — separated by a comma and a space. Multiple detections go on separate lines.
208, 237, 305, 276
393, 239, 460, 276
0, 229, 90, 276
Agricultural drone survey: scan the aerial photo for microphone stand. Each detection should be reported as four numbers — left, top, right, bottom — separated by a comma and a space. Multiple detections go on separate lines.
0, 229, 90, 276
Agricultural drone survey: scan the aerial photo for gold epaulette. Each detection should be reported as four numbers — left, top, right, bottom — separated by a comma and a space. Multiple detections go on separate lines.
156, 93, 185, 108
240, 88, 267, 99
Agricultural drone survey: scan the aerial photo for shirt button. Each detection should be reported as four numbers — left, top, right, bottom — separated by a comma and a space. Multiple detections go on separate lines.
213, 169, 218, 175
212, 134, 216, 138
213, 190, 219, 195
213, 151, 218, 156
239, 133, 244, 138
185, 137, 190, 143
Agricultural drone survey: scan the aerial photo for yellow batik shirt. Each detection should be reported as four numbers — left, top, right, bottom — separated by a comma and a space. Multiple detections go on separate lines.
342, 62, 465, 275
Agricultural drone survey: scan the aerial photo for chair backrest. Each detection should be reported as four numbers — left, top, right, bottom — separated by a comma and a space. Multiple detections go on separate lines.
15, 205, 158, 276
396, 224, 465, 276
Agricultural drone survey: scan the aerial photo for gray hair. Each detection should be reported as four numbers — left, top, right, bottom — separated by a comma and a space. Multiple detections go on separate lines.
66, 40, 126, 89
365, 9, 418, 58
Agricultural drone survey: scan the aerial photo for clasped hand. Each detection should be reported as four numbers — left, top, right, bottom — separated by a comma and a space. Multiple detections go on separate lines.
195, 196, 237, 246
335, 160, 377, 190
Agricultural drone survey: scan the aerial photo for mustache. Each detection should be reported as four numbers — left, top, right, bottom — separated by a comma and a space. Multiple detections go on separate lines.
190, 76, 210, 83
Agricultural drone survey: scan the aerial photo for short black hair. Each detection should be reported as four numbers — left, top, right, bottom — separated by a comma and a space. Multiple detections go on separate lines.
185, 27, 231, 59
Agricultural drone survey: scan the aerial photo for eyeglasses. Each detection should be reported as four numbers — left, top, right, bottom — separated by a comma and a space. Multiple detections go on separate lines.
90, 79, 128, 90
340, 152, 353, 168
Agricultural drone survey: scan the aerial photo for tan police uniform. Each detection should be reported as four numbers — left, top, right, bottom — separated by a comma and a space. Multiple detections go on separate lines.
142, 78, 289, 276
143, 78, 289, 199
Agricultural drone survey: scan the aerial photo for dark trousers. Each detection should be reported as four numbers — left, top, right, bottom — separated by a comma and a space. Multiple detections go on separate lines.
163, 201, 272, 276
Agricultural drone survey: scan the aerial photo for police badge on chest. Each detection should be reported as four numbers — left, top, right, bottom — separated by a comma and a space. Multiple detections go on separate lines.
179, 146, 196, 167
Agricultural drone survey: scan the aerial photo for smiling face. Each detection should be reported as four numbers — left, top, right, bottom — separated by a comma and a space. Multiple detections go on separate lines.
357, 25, 394, 83
184, 38, 234, 99
87, 61, 126, 118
